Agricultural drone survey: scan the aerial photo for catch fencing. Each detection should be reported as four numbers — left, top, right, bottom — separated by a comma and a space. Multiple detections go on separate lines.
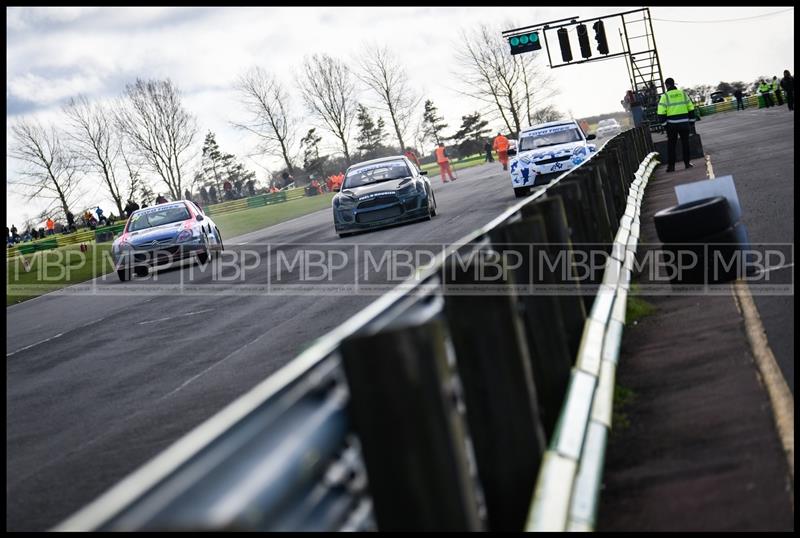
57, 126, 657, 532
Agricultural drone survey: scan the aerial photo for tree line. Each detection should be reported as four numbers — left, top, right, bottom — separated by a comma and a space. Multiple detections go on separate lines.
9, 23, 561, 222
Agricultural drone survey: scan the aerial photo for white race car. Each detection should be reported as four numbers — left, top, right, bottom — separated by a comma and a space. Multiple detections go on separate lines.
596, 118, 622, 138
509, 119, 597, 198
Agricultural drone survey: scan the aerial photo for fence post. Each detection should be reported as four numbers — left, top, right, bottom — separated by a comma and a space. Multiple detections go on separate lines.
519, 197, 587, 362
340, 317, 484, 531
488, 216, 573, 439
442, 251, 546, 531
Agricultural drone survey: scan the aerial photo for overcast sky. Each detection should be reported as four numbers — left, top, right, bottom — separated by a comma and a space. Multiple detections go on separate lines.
5, 6, 795, 228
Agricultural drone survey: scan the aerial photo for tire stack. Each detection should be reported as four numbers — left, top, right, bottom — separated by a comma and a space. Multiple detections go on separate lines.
653, 196, 746, 284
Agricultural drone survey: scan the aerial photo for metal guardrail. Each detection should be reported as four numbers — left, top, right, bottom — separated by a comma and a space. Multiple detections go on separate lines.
56, 126, 656, 532
203, 188, 308, 216
526, 153, 658, 531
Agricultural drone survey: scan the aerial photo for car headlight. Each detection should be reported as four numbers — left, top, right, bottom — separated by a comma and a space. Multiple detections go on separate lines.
177, 230, 195, 242
334, 195, 356, 209
397, 183, 416, 197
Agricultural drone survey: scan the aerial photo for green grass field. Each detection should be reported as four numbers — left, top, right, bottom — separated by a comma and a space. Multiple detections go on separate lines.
420, 153, 488, 176
6, 243, 115, 306
213, 193, 335, 238
6, 193, 336, 306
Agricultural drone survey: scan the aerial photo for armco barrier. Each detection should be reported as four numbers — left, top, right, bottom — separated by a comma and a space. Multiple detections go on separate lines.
204, 188, 302, 216
56, 127, 657, 532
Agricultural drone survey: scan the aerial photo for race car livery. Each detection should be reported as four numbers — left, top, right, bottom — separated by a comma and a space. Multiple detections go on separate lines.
332, 156, 437, 237
111, 200, 223, 281
509, 120, 597, 198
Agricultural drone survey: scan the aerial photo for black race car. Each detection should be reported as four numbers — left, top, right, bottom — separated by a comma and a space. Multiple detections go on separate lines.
332, 156, 437, 238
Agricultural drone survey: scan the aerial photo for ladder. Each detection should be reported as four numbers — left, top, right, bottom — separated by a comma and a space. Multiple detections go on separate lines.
621, 8, 665, 133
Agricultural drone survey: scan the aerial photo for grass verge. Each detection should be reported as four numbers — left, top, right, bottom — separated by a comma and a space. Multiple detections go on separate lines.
420, 153, 489, 176
213, 193, 335, 238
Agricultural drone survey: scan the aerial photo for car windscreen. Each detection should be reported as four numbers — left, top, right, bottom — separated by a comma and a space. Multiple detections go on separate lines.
344, 160, 411, 188
127, 204, 190, 232
519, 125, 583, 152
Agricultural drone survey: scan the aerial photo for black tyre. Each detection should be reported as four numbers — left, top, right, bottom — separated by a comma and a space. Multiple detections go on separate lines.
338, 232, 351, 239
197, 233, 210, 264
664, 222, 745, 285
429, 189, 437, 217
215, 227, 224, 257
654, 196, 735, 243
117, 267, 131, 281
514, 187, 530, 198
134, 266, 149, 277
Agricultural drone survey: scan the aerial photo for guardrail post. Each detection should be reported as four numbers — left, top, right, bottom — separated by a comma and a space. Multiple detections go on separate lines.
340, 317, 484, 531
488, 216, 573, 438
442, 251, 546, 531
520, 197, 587, 361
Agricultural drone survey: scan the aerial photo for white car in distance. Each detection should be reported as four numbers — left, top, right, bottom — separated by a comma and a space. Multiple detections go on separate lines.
596, 118, 622, 138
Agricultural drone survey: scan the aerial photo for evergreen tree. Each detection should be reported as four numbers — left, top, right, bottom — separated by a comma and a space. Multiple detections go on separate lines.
421, 99, 448, 145
355, 104, 387, 155
300, 128, 326, 177
451, 111, 490, 143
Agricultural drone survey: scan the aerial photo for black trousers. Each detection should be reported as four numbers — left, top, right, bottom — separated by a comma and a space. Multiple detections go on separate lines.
775, 89, 784, 105
666, 122, 691, 169
763, 92, 774, 107
785, 89, 794, 111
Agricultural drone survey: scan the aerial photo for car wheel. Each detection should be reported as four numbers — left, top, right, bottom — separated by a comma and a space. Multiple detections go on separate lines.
514, 187, 530, 198
197, 233, 210, 264
117, 267, 131, 281
134, 266, 149, 277
429, 189, 437, 217
338, 232, 351, 239
215, 227, 224, 257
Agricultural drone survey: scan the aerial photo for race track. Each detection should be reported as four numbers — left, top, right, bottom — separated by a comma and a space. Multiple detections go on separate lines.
7, 160, 530, 530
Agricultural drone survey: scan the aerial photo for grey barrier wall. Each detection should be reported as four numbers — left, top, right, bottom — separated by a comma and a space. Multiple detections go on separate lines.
56, 127, 657, 532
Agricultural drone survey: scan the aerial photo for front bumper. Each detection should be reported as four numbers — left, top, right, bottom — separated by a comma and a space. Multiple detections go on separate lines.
334, 193, 431, 233
113, 242, 207, 269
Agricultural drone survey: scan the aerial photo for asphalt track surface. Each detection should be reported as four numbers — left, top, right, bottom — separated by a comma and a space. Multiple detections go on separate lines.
7, 159, 528, 531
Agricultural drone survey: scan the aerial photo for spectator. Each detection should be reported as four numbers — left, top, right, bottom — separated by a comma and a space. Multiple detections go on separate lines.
46, 218, 55, 236
209, 185, 218, 204
11, 224, 19, 242
22, 229, 32, 242
200, 186, 210, 204
155, 194, 168, 204
141, 202, 149, 209
95, 206, 107, 226
247, 179, 256, 197
624, 89, 645, 127
223, 180, 233, 200
6, 227, 10, 243
281, 171, 294, 189
484, 140, 494, 162
31, 228, 39, 240
771, 75, 784, 106
184, 188, 192, 201
124, 199, 140, 217
780, 70, 794, 112
734, 88, 745, 111
269, 183, 280, 193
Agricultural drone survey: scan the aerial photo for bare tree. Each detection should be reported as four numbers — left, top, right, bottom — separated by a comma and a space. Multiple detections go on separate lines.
115, 78, 198, 199
297, 54, 358, 165
234, 67, 298, 173
455, 23, 558, 137
63, 94, 127, 215
9, 118, 82, 219
356, 44, 420, 151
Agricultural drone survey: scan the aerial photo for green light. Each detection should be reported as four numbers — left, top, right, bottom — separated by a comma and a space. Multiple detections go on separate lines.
519, 35, 529, 45
510, 36, 520, 46
529, 32, 538, 42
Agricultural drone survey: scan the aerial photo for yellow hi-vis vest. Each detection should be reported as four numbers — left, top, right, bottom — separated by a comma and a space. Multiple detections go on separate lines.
759, 82, 772, 94
657, 88, 695, 124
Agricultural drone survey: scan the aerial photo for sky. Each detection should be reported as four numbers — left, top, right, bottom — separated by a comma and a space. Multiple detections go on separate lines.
5, 6, 795, 228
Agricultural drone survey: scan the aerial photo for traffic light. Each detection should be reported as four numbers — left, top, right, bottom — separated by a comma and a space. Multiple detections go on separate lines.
557, 28, 573, 63
593, 20, 609, 55
508, 32, 542, 55
577, 24, 592, 59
